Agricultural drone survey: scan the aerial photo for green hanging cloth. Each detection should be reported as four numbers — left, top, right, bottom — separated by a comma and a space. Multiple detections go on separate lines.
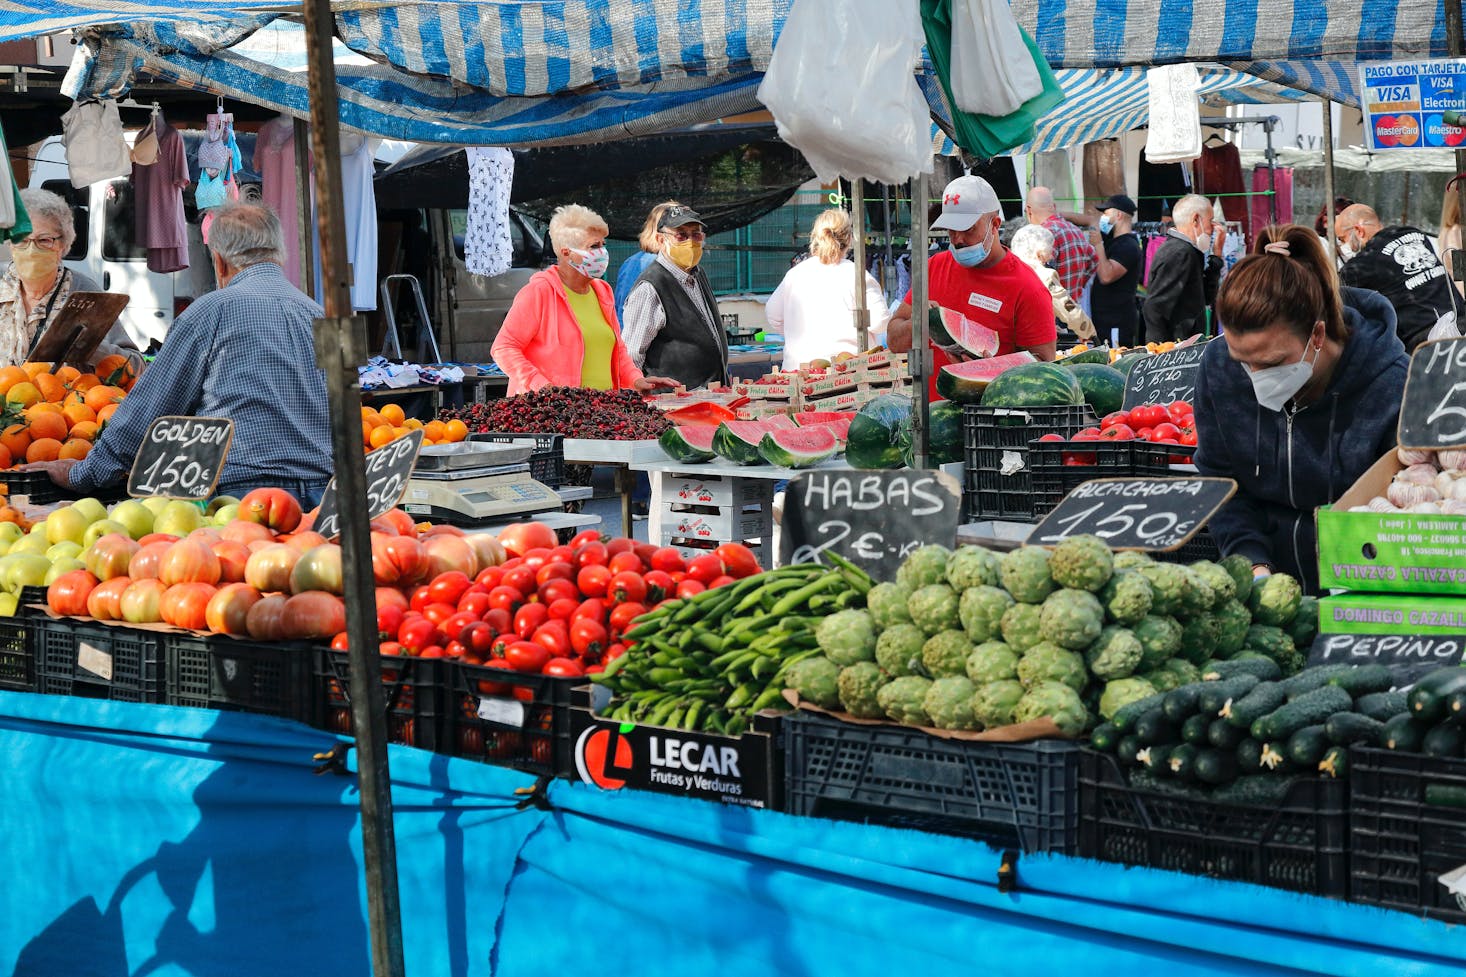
0, 120, 29, 242
920, 0, 1065, 159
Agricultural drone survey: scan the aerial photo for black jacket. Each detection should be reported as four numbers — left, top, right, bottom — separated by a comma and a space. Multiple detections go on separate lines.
1193, 287, 1407, 594
1141, 232, 1222, 343
1339, 225, 1455, 351
636, 261, 728, 390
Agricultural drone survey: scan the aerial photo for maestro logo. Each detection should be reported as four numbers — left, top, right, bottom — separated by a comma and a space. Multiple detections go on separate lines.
575, 723, 635, 790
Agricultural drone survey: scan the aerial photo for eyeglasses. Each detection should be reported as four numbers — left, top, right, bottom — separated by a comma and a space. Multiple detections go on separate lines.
664, 229, 706, 243
13, 235, 62, 252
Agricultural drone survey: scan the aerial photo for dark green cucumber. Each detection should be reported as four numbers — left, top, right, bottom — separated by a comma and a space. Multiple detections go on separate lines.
1208, 716, 1246, 750
1258, 741, 1298, 774
1090, 722, 1121, 753
1194, 748, 1239, 785
1278, 664, 1355, 700
1425, 784, 1466, 808
1167, 743, 1200, 781
1251, 685, 1352, 741
1134, 708, 1178, 746
1138, 743, 1173, 774
1408, 668, 1466, 724
1163, 683, 1207, 723
1422, 722, 1466, 759
1181, 713, 1212, 745
1448, 689, 1466, 723
1326, 664, 1394, 697
1129, 769, 1209, 799
1319, 745, 1348, 779
1286, 724, 1331, 767
1116, 734, 1143, 764
1236, 738, 1265, 772
1213, 775, 1298, 806
1379, 713, 1429, 751
1203, 658, 1282, 682
1112, 692, 1169, 733
1223, 681, 1286, 729
1325, 711, 1384, 746
1198, 674, 1261, 716
1355, 690, 1408, 722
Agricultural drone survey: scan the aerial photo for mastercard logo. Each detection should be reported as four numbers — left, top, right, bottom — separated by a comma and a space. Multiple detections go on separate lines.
1374, 114, 1421, 147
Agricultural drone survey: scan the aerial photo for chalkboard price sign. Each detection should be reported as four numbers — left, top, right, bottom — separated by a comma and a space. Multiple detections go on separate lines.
780, 469, 961, 581
1030, 476, 1236, 551
1121, 341, 1209, 410
127, 416, 234, 500
1309, 632, 1464, 686
1397, 337, 1466, 449
314, 428, 424, 541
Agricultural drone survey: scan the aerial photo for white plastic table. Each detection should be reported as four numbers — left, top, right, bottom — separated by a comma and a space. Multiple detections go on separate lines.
562, 439, 665, 536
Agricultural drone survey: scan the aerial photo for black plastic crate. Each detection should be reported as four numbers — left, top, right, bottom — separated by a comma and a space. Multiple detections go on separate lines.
961, 405, 1095, 522
1349, 747, 1466, 923
16, 586, 48, 613
166, 633, 318, 724
317, 650, 443, 750
1026, 440, 1165, 517
1132, 441, 1198, 468
0, 616, 32, 691
441, 661, 577, 777
468, 431, 565, 488
1151, 529, 1222, 564
2, 469, 68, 505
1079, 750, 1348, 897
784, 712, 1079, 852
31, 617, 163, 703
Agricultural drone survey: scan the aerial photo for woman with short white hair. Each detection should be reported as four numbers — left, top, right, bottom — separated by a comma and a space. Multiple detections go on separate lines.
492, 204, 677, 395
1011, 223, 1096, 342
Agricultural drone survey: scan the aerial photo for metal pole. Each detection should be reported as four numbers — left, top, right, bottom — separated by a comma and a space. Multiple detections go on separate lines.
852, 177, 870, 351
301, 3, 406, 976
293, 117, 314, 297
1447, 0, 1466, 292
1322, 99, 1337, 267
911, 173, 930, 468
1265, 118, 1278, 224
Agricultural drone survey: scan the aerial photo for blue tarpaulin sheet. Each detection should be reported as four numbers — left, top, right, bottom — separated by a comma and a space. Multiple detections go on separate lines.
2, 690, 1463, 976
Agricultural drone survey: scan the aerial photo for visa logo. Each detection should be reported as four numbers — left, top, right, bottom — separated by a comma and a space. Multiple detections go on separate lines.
1371, 85, 1414, 102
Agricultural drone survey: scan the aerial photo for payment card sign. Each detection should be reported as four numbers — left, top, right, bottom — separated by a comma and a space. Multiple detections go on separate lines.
1361, 60, 1466, 150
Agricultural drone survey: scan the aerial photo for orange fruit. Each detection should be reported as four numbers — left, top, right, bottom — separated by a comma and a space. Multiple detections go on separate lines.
54, 365, 80, 384
402, 418, 423, 430
423, 420, 447, 442
67, 420, 99, 442
21, 362, 48, 379
62, 403, 96, 426
379, 403, 406, 426
0, 366, 26, 395
368, 425, 397, 449
58, 439, 90, 461
24, 402, 62, 419
34, 373, 66, 403
360, 406, 378, 424
6, 382, 41, 408
96, 403, 120, 424
93, 354, 136, 388
25, 437, 61, 463
444, 419, 468, 442
26, 411, 67, 443
0, 424, 29, 461
72, 373, 100, 392
84, 384, 126, 413
0, 444, 11, 469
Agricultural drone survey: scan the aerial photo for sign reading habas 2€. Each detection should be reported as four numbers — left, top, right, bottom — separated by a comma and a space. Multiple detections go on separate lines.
127, 416, 233, 500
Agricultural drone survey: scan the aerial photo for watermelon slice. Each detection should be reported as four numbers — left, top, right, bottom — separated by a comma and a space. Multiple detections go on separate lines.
930, 305, 1000, 358
935, 351, 1038, 403
660, 424, 718, 463
758, 427, 839, 468
798, 419, 851, 443
712, 421, 775, 465
794, 411, 856, 425
760, 414, 798, 430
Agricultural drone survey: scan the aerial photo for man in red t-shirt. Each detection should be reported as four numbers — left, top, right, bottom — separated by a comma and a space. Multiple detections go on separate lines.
888, 175, 1057, 399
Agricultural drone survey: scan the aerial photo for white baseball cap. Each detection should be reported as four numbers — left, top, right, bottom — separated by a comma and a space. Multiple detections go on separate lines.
931, 175, 1001, 232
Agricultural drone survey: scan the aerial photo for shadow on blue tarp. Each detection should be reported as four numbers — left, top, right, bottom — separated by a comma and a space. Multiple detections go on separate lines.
1, 691, 1463, 977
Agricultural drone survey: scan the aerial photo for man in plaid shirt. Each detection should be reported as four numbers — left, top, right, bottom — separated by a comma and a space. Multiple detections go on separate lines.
1024, 186, 1096, 305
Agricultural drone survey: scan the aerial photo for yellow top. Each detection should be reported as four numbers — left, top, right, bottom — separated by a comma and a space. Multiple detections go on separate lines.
562, 282, 616, 390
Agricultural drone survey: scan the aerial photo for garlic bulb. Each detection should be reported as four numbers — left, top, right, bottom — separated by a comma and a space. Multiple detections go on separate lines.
1435, 470, 1459, 496
1399, 447, 1435, 466
1398, 463, 1440, 485
1442, 500, 1466, 516
1387, 481, 1442, 508
1449, 479, 1466, 503
1439, 450, 1466, 473
1410, 501, 1443, 514
1366, 496, 1399, 513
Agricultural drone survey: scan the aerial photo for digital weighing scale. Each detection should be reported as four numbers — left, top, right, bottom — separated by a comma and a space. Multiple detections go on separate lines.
399, 441, 564, 525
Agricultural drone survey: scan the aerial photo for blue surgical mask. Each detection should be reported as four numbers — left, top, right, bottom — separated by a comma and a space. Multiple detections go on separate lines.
951, 225, 992, 268
1098, 215, 1114, 235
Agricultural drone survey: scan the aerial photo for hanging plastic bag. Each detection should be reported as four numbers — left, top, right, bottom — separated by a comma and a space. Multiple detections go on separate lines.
60, 100, 131, 188
948, 0, 1042, 116
757, 0, 932, 185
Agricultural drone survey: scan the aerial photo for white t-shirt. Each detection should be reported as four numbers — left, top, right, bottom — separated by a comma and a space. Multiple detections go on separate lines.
765, 257, 890, 370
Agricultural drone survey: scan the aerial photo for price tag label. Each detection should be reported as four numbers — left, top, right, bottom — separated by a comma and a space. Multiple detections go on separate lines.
780, 469, 961, 581
76, 641, 113, 681
1309, 632, 1465, 685
314, 428, 424, 541
1121, 341, 1209, 411
127, 416, 233, 500
1398, 337, 1466, 449
477, 696, 526, 727
1030, 476, 1236, 551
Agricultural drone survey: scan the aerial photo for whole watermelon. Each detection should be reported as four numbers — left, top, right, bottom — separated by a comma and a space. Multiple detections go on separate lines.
979, 362, 1084, 408
899, 401, 963, 468
846, 394, 912, 469
1111, 350, 1148, 376
1067, 363, 1126, 418
1062, 347, 1112, 365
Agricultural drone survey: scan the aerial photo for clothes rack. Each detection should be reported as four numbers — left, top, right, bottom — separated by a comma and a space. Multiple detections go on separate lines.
1198, 115, 1280, 224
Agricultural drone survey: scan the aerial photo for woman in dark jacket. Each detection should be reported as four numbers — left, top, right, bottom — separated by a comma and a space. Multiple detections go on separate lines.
1194, 224, 1408, 594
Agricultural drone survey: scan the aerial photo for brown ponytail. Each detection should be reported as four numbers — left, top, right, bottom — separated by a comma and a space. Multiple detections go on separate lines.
1215, 223, 1350, 343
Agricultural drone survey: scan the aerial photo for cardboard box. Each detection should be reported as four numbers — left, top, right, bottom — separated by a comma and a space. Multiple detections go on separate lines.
735, 382, 796, 400
1316, 451, 1466, 594
799, 372, 859, 398
804, 390, 862, 412
660, 504, 773, 541
663, 474, 770, 508
1318, 593, 1466, 636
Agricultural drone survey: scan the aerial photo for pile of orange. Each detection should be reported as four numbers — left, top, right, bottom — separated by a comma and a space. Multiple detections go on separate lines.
360, 403, 468, 450
0, 357, 135, 468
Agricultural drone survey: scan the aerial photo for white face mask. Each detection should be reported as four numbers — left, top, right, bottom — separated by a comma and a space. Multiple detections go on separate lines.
1194, 227, 1213, 253
1246, 335, 1322, 412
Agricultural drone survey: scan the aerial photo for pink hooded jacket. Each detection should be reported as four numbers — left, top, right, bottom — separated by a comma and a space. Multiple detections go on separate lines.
491, 268, 644, 395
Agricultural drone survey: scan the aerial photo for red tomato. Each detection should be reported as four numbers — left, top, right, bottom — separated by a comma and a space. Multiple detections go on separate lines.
604, 643, 627, 662
576, 564, 612, 598
483, 607, 512, 633
714, 542, 761, 578
1100, 411, 1129, 429
487, 585, 522, 614
1166, 400, 1193, 423
1073, 427, 1102, 440
514, 602, 550, 638
330, 631, 350, 650
1098, 424, 1135, 441
542, 657, 585, 678
1179, 427, 1198, 447
457, 591, 491, 619
537, 578, 580, 606
505, 640, 551, 673
48, 569, 99, 617
642, 570, 674, 603
445, 640, 468, 659
649, 547, 686, 573
570, 618, 609, 658
1037, 433, 1066, 442
573, 541, 609, 569
490, 633, 514, 659
573, 598, 606, 625
398, 617, 441, 654
675, 579, 706, 599
605, 537, 636, 557
461, 622, 496, 657
609, 571, 648, 604
419, 645, 447, 659
535, 561, 574, 586
632, 542, 660, 567
475, 565, 506, 589
1128, 404, 1165, 428
520, 547, 553, 570
500, 565, 536, 596
608, 602, 646, 636
568, 529, 602, 548
409, 586, 433, 613
546, 597, 580, 621
584, 663, 606, 675
475, 659, 516, 695
1148, 422, 1181, 442
608, 551, 644, 576
426, 571, 473, 606
686, 554, 723, 585
380, 641, 404, 657
442, 610, 479, 638
709, 575, 736, 588
423, 602, 457, 626
532, 624, 572, 658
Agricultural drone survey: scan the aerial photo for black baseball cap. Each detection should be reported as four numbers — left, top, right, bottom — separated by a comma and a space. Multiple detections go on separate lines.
658, 206, 705, 230
1095, 194, 1137, 216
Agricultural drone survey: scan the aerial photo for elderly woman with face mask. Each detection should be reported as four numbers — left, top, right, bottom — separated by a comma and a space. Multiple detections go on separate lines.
1009, 223, 1096, 343
491, 204, 677, 396
0, 188, 140, 369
